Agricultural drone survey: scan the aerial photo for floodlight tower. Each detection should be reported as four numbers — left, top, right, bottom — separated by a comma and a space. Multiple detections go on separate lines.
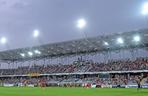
76, 18, 88, 39
76, 18, 111, 61
31, 29, 42, 63
130, 34, 141, 60
132, 2, 148, 59
76, 18, 90, 58
141, 2, 148, 46
142, 2, 148, 15
137, 2, 148, 58
76, 18, 95, 44
32, 29, 44, 46
142, 2, 148, 25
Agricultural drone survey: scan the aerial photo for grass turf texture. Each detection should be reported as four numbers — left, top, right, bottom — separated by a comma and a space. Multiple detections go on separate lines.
0, 87, 147, 96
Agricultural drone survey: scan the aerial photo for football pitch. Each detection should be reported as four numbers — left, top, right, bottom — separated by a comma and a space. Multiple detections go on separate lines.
0, 87, 148, 96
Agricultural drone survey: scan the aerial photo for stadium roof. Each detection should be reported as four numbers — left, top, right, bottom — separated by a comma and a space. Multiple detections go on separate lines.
0, 29, 148, 61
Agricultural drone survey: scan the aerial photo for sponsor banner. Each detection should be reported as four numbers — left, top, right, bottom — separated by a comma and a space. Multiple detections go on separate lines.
112, 85, 126, 88
142, 85, 148, 88
101, 85, 112, 88
112, 85, 118, 88
27, 84, 34, 87
126, 85, 148, 88
126, 85, 138, 88
120, 85, 126, 88
3, 84, 14, 87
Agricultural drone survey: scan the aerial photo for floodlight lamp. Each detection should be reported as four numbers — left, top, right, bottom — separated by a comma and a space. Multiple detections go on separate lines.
33, 29, 39, 38
34, 50, 41, 54
20, 53, 25, 57
117, 37, 124, 44
142, 2, 148, 15
0, 37, 7, 44
104, 41, 109, 46
28, 52, 33, 56
133, 35, 140, 42
77, 18, 86, 29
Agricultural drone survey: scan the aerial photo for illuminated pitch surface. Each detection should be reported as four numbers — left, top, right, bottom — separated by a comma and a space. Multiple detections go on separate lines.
0, 87, 147, 96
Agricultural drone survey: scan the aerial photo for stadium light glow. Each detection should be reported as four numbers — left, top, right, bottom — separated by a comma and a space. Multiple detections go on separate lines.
117, 37, 124, 44
33, 29, 39, 38
20, 53, 25, 57
28, 52, 33, 56
34, 50, 41, 54
77, 18, 86, 29
133, 35, 140, 42
142, 2, 148, 15
0, 37, 7, 44
104, 41, 109, 46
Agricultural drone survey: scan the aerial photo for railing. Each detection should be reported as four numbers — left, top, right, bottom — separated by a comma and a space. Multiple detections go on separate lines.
0, 70, 148, 77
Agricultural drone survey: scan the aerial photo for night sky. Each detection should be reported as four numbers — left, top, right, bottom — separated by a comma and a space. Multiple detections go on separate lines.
0, 0, 148, 51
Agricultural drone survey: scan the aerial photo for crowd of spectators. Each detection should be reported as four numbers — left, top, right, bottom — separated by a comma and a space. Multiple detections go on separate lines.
0, 57, 148, 87
0, 57, 148, 75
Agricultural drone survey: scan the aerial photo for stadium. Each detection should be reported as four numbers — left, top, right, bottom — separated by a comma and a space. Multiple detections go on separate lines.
0, 0, 148, 96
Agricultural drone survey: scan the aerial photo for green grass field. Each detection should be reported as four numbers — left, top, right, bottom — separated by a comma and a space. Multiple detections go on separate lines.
0, 87, 147, 96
